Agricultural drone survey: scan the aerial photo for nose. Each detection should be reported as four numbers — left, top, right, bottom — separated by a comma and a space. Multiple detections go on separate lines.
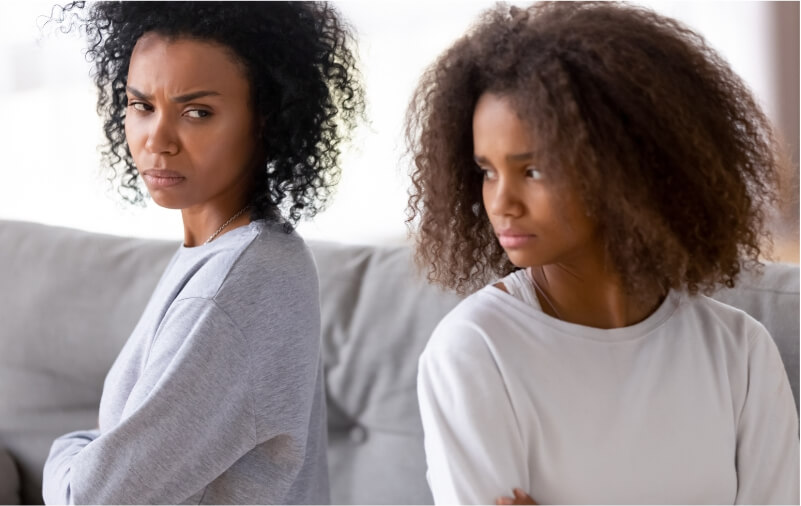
144, 112, 179, 155
486, 175, 524, 218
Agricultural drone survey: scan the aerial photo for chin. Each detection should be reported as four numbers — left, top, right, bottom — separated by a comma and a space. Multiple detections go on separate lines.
504, 250, 534, 268
504, 249, 550, 269
146, 191, 185, 210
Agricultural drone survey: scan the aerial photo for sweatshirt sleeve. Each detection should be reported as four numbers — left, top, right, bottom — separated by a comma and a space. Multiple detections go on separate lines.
417, 320, 530, 505
43, 297, 257, 505
734, 326, 800, 505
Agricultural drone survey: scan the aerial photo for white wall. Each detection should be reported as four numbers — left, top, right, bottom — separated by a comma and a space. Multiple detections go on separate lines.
0, 1, 787, 246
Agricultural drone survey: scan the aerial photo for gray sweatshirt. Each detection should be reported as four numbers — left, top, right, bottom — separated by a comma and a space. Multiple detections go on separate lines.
43, 220, 329, 504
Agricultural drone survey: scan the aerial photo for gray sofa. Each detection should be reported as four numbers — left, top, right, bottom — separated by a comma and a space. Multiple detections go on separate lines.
0, 219, 798, 505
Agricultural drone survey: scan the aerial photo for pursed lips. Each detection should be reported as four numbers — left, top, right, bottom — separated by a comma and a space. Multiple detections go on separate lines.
141, 168, 186, 188
496, 228, 536, 249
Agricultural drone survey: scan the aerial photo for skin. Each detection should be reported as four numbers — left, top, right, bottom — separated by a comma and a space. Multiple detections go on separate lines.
125, 32, 260, 247
473, 92, 667, 504
496, 488, 537, 505
474, 92, 663, 329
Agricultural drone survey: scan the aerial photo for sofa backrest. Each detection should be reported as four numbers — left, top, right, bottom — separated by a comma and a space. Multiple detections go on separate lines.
310, 241, 462, 504
0, 220, 177, 504
0, 219, 797, 504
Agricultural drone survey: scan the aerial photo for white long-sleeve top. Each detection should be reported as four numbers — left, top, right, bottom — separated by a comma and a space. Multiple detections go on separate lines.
418, 270, 799, 505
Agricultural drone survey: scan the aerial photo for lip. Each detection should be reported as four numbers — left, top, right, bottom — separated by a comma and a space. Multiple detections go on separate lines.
142, 169, 186, 189
496, 229, 536, 249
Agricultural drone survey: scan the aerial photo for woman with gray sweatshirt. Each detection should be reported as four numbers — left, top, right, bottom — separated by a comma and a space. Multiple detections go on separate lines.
42, 2, 363, 503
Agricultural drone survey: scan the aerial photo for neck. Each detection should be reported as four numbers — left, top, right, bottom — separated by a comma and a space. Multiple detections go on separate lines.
181, 200, 251, 247
530, 256, 664, 329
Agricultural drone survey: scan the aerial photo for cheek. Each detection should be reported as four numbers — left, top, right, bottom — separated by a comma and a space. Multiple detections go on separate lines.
192, 120, 257, 176
523, 186, 555, 219
227, 119, 260, 167
124, 125, 140, 169
481, 183, 497, 221
561, 197, 597, 240
206, 128, 252, 163
124, 117, 145, 157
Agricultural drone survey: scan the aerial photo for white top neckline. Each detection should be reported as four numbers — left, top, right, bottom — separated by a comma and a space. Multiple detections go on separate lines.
485, 269, 682, 343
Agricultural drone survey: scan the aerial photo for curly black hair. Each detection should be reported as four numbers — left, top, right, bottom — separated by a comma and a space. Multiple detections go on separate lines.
406, 1, 783, 296
51, 1, 364, 227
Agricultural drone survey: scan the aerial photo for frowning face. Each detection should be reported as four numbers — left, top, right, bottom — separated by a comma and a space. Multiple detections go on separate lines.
473, 92, 600, 269
124, 32, 259, 212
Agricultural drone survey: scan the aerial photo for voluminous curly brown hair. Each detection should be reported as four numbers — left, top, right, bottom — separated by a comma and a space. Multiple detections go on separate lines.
406, 1, 783, 296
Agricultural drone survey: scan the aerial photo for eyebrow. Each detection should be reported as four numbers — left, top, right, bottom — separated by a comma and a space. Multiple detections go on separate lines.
506, 151, 536, 161
474, 152, 536, 164
126, 86, 221, 103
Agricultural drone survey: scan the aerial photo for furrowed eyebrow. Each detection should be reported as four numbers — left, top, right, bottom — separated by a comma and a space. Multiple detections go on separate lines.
126, 86, 151, 100
125, 86, 221, 103
172, 90, 221, 103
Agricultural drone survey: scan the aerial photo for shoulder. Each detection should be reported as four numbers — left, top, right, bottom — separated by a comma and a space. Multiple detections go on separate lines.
216, 221, 319, 307
418, 287, 525, 421
165, 221, 319, 345
431, 285, 505, 333
231, 221, 317, 277
677, 294, 769, 347
211, 222, 321, 353
422, 286, 514, 366
664, 293, 781, 382
243, 220, 316, 268
151, 297, 249, 363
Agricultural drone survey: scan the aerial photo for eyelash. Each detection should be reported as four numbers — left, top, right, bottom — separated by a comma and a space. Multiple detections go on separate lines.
126, 101, 212, 119
185, 109, 211, 119
526, 167, 544, 180
128, 101, 152, 112
476, 165, 544, 181
479, 167, 498, 181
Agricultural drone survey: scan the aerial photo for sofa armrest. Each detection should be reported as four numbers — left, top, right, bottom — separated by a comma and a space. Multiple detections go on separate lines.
0, 447, 20, 505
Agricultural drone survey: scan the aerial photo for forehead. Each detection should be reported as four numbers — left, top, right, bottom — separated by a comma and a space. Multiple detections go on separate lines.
473, 92, 538, 153
128, 32, 249, 95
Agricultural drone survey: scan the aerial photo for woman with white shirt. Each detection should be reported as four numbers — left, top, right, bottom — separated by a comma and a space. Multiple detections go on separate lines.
405, 2, 798, 504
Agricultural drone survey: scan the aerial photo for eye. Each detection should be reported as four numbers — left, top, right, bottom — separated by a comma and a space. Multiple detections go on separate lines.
526, 166, 544, 181
185, 109, 211, 119
128, 101, 152, 112
478, 166, 498, 181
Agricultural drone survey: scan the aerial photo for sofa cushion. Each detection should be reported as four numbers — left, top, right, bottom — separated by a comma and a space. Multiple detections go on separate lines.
311, 241, 462, 504
0, 220, 176, 504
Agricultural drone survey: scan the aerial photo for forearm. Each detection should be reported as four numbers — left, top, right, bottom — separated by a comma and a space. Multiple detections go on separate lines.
42, 429, 99, 505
